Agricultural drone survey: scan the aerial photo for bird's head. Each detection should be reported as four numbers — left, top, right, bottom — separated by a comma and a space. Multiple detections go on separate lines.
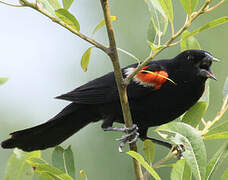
176, 49, 218, 81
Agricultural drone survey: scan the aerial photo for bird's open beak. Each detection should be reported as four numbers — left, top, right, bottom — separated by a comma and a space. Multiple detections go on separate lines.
206, 69, 217, 80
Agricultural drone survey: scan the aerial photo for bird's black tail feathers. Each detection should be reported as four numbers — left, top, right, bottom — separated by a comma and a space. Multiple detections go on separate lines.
1, 103, 100, 152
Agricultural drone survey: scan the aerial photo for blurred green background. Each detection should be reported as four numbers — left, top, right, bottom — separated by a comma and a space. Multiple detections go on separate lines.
0, 0, 227, 179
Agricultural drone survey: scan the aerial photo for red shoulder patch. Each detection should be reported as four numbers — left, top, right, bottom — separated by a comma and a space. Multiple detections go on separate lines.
136, 68, 168, 90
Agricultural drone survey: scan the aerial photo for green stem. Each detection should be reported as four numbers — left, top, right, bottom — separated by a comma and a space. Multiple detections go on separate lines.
124, 0, 213, 85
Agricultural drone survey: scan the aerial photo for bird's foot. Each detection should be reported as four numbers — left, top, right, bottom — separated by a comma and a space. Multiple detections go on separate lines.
172, 144, 185, 159
115, 124, 139, 152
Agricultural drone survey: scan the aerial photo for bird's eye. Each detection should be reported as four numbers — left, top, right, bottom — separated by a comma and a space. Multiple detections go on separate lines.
187, 55, 194, 61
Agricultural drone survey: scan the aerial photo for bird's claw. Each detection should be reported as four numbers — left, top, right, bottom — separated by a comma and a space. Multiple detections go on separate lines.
172, 144, 185, 159
116, 124, 139, 153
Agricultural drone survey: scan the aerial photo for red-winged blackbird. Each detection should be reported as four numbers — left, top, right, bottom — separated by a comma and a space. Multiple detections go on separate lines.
1, 49, 218, 152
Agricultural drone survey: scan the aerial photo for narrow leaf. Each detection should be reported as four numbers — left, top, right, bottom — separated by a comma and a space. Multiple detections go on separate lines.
180, 0, 199, 15
204, 121, 228, 140
143, 139, 155, 163
145, 0, 168, 45
38, 0, 61, 16
81, 47, 92, 72
80, 170, 88, 180
157, 0, 173, 22
199, 81, 210, 106
182, 102, 207, 127
206, 143, 228, 180
171, 159, 192, 180
55, 9, 80, 31
126, 151, 161, 180
4, 149, 40, 180
223, 76, 228, 98
27, 157, 73, 180
38, 173, 56, 180
48, 0, 61, 9
156, 122, 207, 180
140, 70, 176, 85
0, 77, 8, 85
147, 19, 156, 43
183, 17, 228, 40
92, 16, 117, 35
63, 0, 73, 10
52, 146, 65, 172
64, 146, 76, 179
222, 168, 228, 180
181, 30, 200, 51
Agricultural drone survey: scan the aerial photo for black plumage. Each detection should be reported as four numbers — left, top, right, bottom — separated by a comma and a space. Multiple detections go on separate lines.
1, 49, 217, 151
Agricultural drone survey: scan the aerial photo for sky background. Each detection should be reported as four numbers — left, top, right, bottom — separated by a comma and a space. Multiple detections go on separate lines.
0, 0, 228, 179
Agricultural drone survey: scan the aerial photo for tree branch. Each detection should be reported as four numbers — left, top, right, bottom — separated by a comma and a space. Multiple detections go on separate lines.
124, 0, 214, 85
19, 0, 108, 53
100, 0, 143, 179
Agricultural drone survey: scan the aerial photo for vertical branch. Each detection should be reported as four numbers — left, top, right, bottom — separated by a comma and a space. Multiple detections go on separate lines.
100, 0, 143, 179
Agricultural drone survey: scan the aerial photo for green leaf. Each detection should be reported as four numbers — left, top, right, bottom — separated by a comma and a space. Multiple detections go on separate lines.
38, 0, 61, 16
27, 157, 73, 180
171, 159, 192, 180
81, 47, 92, 72
80, 170, 88, 180
0, 77, 8, 85
55, 9, 80, 31
199, 81, 210, 107
180, 0, 199, 15
126, 151, 161, 180
145, 0, 168, 46
64, 146, 76, 179
52, 146, 75, 179
181, 30, 200, 51
48, 0, 61, 9
147, 20, 156, 43
183, 17, 228, 40
181, 102, 207, 127
223, 76, 228, 98
156, 122, 207, 180
206, 143, 228, 180
92, 16, 117, 35
222, 168, 228, 180
4, 149, 40, 180
157, 0, 173, 22
143, 139, 155, 163
38, 173, 57, 180
63, 0, 73, 9
52, 146, 65, 172
204, 121, 228, 140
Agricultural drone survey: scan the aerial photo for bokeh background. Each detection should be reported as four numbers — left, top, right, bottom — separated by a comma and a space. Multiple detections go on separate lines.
0, 0, 227, 179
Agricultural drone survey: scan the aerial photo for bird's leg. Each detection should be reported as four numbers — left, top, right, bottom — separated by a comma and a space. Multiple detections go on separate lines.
102, 124, 139, 152
141, 136, 185, 159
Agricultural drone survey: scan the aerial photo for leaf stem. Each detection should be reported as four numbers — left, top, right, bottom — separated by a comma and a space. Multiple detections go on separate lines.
201, 95, 228, 135
100, 0, 144, 179
206, 0, 226, 13
124, 0, 213, 85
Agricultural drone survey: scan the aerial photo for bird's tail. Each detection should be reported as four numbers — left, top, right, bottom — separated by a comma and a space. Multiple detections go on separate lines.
1, 103, 100, 152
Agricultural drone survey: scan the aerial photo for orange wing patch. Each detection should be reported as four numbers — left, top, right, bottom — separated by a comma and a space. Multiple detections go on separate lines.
136, 66, 168, 89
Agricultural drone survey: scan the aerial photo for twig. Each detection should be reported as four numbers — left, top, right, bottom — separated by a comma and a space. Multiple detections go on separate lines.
201, 95, 228, 135
19, 0, 108, 53
0, 0, 23, 7
100, 0, 143, 179
124, 0, 215, 85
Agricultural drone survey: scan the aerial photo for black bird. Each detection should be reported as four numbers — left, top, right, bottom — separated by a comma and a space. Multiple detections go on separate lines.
1, 49, 218, 152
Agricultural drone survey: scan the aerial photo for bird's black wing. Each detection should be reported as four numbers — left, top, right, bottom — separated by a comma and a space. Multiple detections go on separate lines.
56, 62, 165, 104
